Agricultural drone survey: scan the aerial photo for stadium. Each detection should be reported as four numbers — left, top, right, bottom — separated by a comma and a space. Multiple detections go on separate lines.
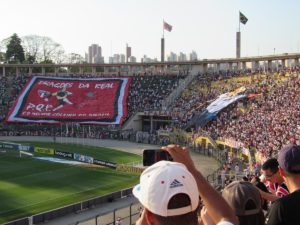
1, 2, 300, 225
0, 53, 299, 225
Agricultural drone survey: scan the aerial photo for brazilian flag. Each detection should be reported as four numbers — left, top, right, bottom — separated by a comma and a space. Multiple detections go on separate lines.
240, 12, 248, 25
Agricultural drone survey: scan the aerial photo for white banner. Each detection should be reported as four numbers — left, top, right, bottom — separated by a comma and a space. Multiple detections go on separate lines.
206, 87, 246, 114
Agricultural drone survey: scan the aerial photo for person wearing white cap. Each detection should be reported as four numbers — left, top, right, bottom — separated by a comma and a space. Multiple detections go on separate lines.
133, 145, 238, 225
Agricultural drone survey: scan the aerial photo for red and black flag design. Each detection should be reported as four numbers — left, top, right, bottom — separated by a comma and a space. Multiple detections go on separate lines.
6, 76, 131, 125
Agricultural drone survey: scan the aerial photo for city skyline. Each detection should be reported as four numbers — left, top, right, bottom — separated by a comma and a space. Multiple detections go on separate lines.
1, 0, 300, 61
86, 43, 198, 63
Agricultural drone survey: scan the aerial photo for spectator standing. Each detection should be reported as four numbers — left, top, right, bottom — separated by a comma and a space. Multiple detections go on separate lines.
251, 176, 269, 213
138, 206, 143, 217
222, 181, 265, 225
260, 158, 289, 202
134, 145, 238, 225
116, 217, 122, 225
266, 145, 300, 225
234, 163, 239, 180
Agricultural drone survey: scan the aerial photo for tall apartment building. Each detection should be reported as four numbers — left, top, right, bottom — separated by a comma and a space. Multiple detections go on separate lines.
108, 56, 114, 64
167, 52, 177, 62
126, 44, 131, 63
87, 44, 104, 63
189, 51, 198, 61
141, 55, 154, 63
128, 56, 136, 63
108, 54, 126, 63
178, 52, 187, 62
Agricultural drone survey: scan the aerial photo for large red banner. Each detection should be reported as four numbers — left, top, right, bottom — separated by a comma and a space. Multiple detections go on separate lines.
6, 76, 131, 125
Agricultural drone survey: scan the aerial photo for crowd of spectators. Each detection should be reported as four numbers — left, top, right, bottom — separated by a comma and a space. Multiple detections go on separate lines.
126, 74, 184, 119
10, 74, 30, 99
203, 70, 299, 160
0, 69, 299, 162
0, 75, 8, 121
168, 67, 299, 161
1, 67, 300, 225
0, 73, 184, 124
0, 74, 31, 124
170, 70, 253, 129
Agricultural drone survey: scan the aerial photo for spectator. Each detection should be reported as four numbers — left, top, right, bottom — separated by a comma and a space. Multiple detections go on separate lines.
260, 158, 289, 202
221, 181, 265, 225
134, 145, 238, 225
234, 163, 239, 180
266, 145, 300, 225
116, 217, 122, 225
251, 176, 269, 213
242, 176, 249, 182
138, 206, 143, 218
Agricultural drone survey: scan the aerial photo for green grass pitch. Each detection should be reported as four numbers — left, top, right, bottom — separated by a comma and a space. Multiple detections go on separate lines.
0, 142, 141, 223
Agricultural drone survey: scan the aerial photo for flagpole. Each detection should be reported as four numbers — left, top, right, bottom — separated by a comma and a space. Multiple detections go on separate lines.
239, 11, 240, 32
163, 19, 165, 38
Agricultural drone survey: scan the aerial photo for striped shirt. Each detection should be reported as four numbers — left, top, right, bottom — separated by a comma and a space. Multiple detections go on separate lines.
266, 181, 289, 197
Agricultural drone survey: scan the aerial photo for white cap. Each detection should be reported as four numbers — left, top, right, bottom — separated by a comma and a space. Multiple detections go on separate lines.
217, 222, 234, 225
133, 160, 199, 217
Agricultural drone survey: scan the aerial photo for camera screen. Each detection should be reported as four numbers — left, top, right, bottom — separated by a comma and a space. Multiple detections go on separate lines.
143, 149, 172, 166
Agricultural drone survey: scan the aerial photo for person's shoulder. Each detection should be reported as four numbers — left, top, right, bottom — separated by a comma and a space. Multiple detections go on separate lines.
267, 190, 300, 225
280, 189, 300, 201
271, 190, 300, 210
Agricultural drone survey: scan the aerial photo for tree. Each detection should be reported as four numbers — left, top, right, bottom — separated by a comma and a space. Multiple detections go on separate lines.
1, 34, 84, 64
24, 53, 36, 64
0, 52, 5, 62
6, 33, 25, 63
67, 53, 85, 64
22, 35, 65, 63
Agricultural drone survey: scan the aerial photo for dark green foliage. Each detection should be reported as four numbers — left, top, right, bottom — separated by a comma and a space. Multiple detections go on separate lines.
6, 33, 25, 63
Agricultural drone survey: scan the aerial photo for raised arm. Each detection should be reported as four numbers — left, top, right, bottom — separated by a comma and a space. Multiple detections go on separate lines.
162, 145, 238, 225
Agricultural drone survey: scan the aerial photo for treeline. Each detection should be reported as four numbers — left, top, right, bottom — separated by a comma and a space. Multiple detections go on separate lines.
0, 33, 85, 64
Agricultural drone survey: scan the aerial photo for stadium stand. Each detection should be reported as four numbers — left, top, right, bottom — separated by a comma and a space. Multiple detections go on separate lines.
1, 69, 298, 153
169, 68, 299, 158
1, 66, 299, 225
126, 74, 184, 119
0, 73, 184, 140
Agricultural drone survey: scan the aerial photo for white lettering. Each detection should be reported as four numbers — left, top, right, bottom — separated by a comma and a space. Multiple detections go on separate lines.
26, 103, 35, 110
78, 83, 89, 88
26, 103, 54, 112
94, 83, 113, 89
38, 81, 73, 89
45, 105, 53, 111
36, 104, 44, 112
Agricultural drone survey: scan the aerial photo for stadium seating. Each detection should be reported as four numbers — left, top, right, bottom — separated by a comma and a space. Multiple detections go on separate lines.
0, 68, 299, 161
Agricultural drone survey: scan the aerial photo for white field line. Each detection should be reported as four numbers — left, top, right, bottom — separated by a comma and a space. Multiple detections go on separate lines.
0, 184, 107, 215
0, 167, 70, 182
0, 166, 137, 215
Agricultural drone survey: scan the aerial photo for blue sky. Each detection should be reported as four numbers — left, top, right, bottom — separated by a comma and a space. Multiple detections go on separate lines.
1, 0, 299, 61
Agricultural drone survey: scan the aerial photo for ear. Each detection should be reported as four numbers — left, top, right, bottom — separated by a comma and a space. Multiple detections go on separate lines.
279, 166, 285, 177
145, 208, 155, 225
197, 201, 201, 214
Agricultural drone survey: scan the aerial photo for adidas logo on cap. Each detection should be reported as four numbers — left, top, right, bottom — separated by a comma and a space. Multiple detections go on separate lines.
170, 179, 183, 188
